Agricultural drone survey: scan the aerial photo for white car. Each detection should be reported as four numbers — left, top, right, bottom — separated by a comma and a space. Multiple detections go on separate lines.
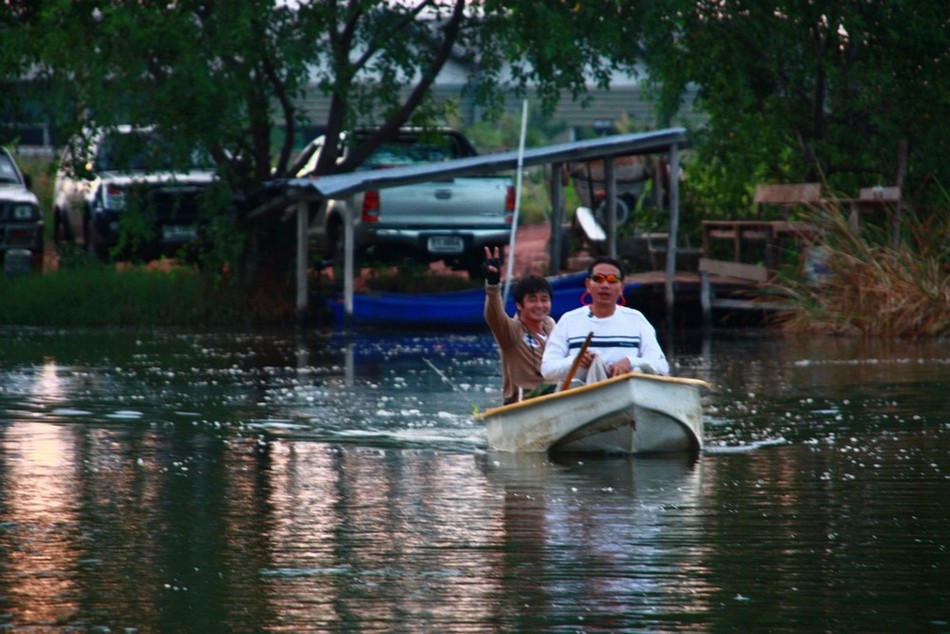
52, 125, 217, 261
0, 146, 44, 271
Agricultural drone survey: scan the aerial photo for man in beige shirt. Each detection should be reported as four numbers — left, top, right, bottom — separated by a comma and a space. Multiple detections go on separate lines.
483, 246, 555, 405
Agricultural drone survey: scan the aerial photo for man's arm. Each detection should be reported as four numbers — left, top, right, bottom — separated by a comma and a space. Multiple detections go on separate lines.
484, 284, 517, 347
634, 320, 670, 375
540, 319, 577, 381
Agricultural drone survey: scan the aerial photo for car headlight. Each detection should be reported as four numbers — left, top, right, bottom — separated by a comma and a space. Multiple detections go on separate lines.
10, 203, 39, 221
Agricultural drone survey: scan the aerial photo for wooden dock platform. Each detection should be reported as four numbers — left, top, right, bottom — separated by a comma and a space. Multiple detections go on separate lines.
624, 268, 792, 328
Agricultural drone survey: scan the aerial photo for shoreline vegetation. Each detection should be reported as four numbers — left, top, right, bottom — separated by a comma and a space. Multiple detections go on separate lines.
773, 202, 949, 338
4, 204, 947, 336
0, 255, 488, 328
0, 257, 238, 327
3, 160, 948, 335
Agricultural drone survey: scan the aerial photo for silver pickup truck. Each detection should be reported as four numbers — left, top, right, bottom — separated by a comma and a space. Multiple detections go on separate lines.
293, 128, 514, 277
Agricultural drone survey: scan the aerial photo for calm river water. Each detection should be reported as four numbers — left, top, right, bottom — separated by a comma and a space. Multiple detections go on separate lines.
0, 326, 948, 633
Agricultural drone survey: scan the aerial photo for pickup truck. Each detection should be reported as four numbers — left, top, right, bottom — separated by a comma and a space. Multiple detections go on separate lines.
52, 125, 217, 262
0, 146, 44, 271
293, 128, 514, 278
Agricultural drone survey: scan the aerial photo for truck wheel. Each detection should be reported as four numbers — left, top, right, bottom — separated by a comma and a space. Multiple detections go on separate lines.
53, 209, 64, 243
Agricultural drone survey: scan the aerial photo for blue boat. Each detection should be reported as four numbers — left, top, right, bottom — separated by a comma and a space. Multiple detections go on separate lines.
327, 272, 640, 328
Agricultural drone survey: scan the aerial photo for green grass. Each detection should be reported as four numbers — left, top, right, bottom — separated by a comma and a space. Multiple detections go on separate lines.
0, 264, 236, 326
5, 157, 247, 326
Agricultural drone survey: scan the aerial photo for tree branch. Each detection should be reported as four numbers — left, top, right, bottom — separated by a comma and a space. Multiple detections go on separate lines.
339, 0, 465, 172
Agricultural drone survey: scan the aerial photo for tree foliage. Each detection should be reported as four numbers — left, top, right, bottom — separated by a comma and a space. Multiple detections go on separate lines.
640, 0, 950, 215
7, 0, 947, 314
12, 1, 640, 182
4, 0, 641, 309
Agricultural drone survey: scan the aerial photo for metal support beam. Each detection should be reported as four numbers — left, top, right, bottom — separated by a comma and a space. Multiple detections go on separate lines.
343, 201, 355, 327
664, 143, 681, 327
604, 158, 617, 258
549, 162, 564, 274
296, 201, 309, 322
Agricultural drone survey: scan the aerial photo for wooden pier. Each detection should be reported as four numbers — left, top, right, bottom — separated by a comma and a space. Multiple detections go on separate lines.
622, 215, 817, 327
624, 269, 789, 328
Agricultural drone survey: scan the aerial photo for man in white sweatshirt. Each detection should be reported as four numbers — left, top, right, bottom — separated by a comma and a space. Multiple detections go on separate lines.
541, 256, 669, 385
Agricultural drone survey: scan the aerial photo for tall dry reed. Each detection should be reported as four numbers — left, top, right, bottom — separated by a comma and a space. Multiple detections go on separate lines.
775, 200, 950, 337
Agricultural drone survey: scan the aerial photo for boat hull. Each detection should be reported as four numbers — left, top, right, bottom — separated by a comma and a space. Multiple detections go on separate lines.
478, 373, 709, 455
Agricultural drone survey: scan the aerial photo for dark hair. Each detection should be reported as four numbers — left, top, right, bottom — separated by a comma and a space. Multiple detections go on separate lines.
588, 256, 625, 279
513, 274, 553, 304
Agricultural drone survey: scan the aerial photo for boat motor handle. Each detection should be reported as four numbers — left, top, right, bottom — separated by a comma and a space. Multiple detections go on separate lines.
561, 331, 594, 391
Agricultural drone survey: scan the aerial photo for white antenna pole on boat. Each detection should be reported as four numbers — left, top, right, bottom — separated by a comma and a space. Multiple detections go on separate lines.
503, 99, 529, 306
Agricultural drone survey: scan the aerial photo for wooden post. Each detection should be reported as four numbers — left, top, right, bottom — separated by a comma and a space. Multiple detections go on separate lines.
653, 156, 665, 213
664, 143, 681, 327
894, 139, 907, 246
700, 267, 712, 331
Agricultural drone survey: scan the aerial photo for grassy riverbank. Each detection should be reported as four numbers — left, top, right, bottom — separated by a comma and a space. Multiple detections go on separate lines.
0, 263, 238, 327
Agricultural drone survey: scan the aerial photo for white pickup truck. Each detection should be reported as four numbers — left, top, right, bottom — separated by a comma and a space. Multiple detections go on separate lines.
293, 128, 514, 278
52, 125, 217, 262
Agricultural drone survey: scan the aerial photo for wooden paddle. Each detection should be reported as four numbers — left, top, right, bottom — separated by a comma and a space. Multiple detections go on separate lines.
560, 331, 594, 391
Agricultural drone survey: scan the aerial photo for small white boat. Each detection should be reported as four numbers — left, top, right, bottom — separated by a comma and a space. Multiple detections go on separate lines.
476, 372, 711, 454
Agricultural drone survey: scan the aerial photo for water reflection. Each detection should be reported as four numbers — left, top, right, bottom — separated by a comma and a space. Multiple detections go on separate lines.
1, 421, 81, 626
482, 453, 716, 627
0, 327, 947, 631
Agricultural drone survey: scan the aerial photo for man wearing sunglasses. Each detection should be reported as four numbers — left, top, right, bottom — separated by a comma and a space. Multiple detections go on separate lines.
541, 256, 669, 386
483, 246, 556, 404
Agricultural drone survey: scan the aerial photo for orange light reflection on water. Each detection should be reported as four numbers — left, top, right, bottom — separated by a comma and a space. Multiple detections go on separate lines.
2, 422, 80, 624
0, 359, 80, 624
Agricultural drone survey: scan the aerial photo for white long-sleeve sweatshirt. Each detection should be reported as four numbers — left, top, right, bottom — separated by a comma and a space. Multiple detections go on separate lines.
540, 305, 670, 380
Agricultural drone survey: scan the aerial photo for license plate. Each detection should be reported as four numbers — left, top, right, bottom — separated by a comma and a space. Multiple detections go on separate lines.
427, 235, 464, 254
162, 225, 197, 241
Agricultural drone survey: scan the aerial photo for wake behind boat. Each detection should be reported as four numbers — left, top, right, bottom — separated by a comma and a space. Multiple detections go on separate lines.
476, 372, 711, 454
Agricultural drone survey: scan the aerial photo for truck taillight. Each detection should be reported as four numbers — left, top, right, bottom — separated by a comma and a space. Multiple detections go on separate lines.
361, 190, 380, 222
505, 185, 515, 223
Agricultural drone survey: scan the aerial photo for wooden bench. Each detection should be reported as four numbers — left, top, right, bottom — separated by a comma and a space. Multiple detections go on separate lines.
754, 182, 822, 218
841, 186, 902, 243
701, 220, 817, 271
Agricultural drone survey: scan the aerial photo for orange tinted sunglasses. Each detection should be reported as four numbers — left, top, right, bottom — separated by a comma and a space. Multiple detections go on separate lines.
589, 273, 622, 284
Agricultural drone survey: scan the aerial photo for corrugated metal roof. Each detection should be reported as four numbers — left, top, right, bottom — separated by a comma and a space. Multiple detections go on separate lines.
267, 127, 687, 200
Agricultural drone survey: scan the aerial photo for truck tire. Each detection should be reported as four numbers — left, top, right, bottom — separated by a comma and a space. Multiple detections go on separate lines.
326, 217, 361, 268
53, 208, 70, 243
